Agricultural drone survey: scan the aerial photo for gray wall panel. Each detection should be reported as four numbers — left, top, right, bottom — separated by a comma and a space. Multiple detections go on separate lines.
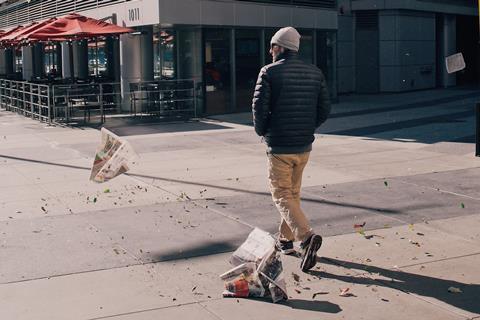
293, 7, 316, 28
338, 15, 354, 42
380, 66, 400, 91
379, 41, 397, 66
338, 41, 355, 67
159, 0, 201, 25
234, 3, 265, 27
201, 1, 235, 26
338, 66, 355, 92
265, 5, 292, 27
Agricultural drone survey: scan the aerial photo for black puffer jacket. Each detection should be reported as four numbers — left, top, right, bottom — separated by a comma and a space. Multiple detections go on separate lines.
252, 51, 331, 153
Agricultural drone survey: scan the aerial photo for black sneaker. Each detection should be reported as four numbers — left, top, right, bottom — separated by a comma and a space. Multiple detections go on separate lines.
276, 240, 295, 255
300, 234, 322, 272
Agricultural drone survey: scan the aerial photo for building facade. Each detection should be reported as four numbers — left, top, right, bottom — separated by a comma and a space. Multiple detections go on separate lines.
338, 0, 479, 93
0, 0, 338, 116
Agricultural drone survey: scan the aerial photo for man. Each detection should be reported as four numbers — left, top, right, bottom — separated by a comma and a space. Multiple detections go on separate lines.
252, 27, 331, 272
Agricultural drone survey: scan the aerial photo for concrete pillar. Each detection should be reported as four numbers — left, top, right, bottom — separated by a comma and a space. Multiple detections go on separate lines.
0, 50, 6, 75
4, 48, 14, 76
440, 14, 456, 88
61, 42, 72, 79
32, 43, 44, 79
73, 40, 88, 80
119, 26, 153, 112
229, 28, 236, 112
106, 37, 120, 82
139, 26, 154, 82
22, 46, 34, 81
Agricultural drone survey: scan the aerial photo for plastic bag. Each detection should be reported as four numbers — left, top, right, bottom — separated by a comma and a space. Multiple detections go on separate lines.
221, 228, 288, 303
230, 228, 276, 266
90, 128, 137, 183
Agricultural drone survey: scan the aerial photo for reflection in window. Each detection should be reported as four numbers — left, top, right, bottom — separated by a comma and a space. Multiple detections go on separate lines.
44, 43, 60, 76
14, 48, 22, 73
88, 38, 107, 76
153, 29, 176, 80
298, 29, 313, 64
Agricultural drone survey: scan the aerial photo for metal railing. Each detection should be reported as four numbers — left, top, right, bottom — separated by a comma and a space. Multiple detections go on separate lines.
51, 82, 121, 124
0, 78, 198, 124
0, 79, 51, 123
129, 79, 197, 120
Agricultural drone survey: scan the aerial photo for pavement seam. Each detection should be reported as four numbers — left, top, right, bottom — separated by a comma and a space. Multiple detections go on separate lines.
395, 252, 480, 269
84, 301, 205, 320
398, 178, 480, 201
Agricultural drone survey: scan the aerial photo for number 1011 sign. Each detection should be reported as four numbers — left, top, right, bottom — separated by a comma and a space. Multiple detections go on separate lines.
128, 8, 140, 22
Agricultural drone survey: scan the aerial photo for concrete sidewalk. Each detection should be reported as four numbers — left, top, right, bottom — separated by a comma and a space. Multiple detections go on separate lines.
0, 87, 479, 319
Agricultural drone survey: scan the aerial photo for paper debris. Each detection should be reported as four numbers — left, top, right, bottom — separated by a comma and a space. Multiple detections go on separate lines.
90, 128, 138, 183
448, 287, 462, 294
339, 288, 354, 297
312, 292, 329, 299
445, 53, 466, 74
354, 222, 366, 229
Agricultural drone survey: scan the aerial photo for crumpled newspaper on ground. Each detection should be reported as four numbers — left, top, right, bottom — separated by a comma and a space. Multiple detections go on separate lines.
220, 228, 288, 303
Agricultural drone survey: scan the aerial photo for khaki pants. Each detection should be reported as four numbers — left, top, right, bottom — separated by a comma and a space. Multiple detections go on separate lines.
268, 152, 313, 242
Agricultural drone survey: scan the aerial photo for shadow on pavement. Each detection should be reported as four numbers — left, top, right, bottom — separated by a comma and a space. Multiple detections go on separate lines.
150, 241, 239, 262
309, 257, 480, 315
281, 299, 342, 313
0, 154, 406, 216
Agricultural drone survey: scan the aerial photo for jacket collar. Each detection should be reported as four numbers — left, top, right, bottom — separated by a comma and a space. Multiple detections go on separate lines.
277, 50, 299, 61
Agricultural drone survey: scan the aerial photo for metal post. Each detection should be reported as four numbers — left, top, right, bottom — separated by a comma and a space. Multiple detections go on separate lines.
476, 103, 480, 157
47, 85, 51, 125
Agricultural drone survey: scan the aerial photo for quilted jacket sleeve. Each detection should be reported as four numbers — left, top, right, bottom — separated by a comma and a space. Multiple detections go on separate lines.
316, 71, 331, 128
252, 67, 271, 136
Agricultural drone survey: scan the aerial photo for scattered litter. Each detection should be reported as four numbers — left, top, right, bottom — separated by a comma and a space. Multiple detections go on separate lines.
339, 288, 354, 297
354, 222, 366, 229
409, 240, 421, 247
292, 272, 300, 282
104, 188, 110, 193
448, 287, 462, 294
408, 224, 414, 231
312, 292, 329, 299
221, 228, 288, 303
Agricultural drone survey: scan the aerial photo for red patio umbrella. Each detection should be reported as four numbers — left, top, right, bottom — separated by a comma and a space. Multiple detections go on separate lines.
14, 18, 57, 43
26, 13, 133, 41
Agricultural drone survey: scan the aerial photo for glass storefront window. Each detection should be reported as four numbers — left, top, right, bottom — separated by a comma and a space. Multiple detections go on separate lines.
235, 29, 261, 112
317, 30, 337, 99
204, 28, 231, 114
44, 43, 60, 77
88, 38, 107, 77
153, 29, 176, 80
14, 48, 22, 73
298, 29, 314, 64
